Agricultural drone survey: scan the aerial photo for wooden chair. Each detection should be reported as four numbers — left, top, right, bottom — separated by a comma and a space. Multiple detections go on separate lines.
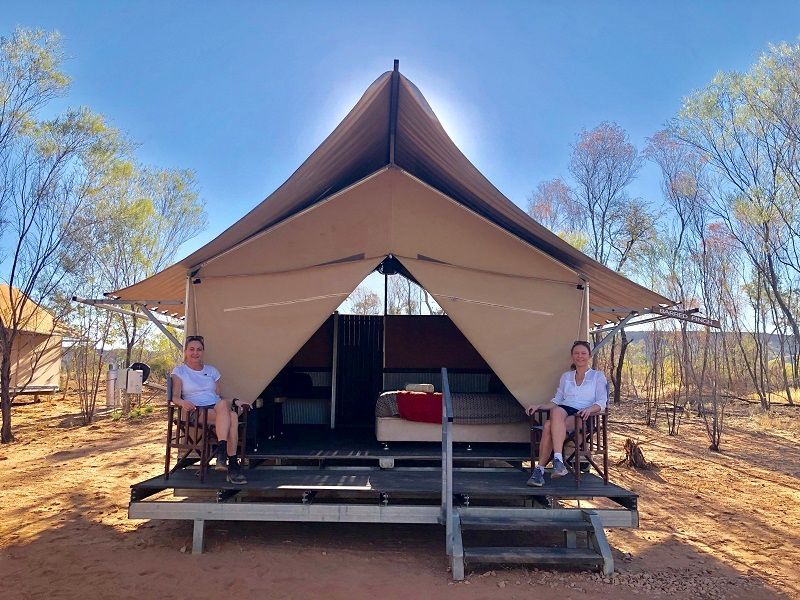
164, 376, 249, 483
564, 408, 609, 486
529, 407, 609, 487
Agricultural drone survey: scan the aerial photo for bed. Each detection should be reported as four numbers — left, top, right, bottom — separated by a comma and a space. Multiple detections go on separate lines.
375, 389, 530, 443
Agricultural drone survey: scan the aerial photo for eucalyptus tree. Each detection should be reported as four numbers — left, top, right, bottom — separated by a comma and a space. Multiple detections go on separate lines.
0, 29, 127, 442
674, 41, 800, 399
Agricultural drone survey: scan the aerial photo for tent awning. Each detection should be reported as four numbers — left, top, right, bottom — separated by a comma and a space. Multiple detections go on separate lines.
109, 66, 671, 324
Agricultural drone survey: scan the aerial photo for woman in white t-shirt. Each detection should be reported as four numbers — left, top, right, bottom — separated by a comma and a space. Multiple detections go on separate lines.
171, 335, 247, 484
525, 340, 608, 487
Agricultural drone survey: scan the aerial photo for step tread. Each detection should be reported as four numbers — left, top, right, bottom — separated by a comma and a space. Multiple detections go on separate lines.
464, 546, 602, 564
460, 516, 592, 531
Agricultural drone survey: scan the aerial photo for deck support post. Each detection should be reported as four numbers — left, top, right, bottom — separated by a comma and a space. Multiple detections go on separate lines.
564, 529, 577, 549
192, 519, 205, 554
587, 512, 614, 576
450, 512, 464, 581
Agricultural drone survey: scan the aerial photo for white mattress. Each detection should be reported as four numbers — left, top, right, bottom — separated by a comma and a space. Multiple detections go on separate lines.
375, 416, 530, 443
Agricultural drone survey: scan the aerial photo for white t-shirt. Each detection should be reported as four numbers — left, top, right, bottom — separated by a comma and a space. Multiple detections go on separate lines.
552, 369, 608, 410
171, 363, 221, 407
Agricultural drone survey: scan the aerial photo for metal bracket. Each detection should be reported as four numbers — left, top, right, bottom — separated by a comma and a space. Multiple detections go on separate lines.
592, 311, 639, 353
139, 304, 182, 350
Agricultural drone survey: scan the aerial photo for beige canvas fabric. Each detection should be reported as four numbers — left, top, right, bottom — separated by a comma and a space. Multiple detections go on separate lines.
9, 332, 61, 390
189, 257, 381, 401
402, 257, 581, 410
182, 168, 583, 407
109, 70, 670, 326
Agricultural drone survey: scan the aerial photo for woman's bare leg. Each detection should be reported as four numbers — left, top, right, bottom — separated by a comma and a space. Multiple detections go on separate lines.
227, 410, 238, 456
213, 400, 230, 442
549, 406, 569, 457
537, 420, 553, 468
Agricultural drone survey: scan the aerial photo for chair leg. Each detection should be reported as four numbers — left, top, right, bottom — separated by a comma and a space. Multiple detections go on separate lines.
602, 413, 609, 485
165, 405, 175, 480
199, 410, 208, 484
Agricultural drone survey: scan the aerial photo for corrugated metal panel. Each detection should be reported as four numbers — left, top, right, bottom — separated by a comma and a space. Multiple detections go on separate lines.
282, 398, 330, 425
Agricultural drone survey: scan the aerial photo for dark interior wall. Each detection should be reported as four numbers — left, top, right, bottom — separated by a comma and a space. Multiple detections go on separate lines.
289, 315, 334, 368
384, 315, 489, 369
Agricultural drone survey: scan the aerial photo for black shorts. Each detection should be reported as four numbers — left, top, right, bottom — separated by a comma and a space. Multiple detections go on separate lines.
557, 405, 580, 417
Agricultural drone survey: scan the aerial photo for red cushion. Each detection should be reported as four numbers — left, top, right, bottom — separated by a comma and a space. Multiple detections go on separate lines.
396, 391, 443, 423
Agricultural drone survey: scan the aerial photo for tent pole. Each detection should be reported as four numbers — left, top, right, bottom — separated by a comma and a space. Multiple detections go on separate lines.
330, 312, 339, 429
583, 283, 590, 341
383, 271, 388, 388
388, 59, 400, 164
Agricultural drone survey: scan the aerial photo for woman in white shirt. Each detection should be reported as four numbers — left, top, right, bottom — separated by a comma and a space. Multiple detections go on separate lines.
526, 340, 608, 487
171, 335, 247, 484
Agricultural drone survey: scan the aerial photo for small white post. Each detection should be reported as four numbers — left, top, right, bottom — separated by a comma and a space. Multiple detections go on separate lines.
106, 362, 117, 408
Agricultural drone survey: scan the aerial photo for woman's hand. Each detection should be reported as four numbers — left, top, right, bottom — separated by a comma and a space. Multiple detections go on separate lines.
181, 399, 196, 411
527, 403, 551, 416
576, 405, 599, 420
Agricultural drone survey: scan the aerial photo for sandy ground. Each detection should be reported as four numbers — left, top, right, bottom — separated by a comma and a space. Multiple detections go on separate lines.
0, 389, 798, 600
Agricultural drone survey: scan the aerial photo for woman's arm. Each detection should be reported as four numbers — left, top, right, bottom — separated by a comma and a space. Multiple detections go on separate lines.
527, 400, 559, 415
526, 373, 567, 415
577, 373, 608, 419
171, 374, 196, 411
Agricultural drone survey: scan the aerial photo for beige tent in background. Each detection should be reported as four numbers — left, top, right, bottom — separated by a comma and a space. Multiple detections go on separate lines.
0, 284, 62, 395
109, 64, 670, 409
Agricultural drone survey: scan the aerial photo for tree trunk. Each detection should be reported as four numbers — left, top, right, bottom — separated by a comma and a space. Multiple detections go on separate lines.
612, 328, 630, 404
1, 347, 14, 443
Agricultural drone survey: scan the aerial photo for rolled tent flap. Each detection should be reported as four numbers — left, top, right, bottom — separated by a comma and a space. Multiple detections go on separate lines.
401, 257, 583, 410
190, 257, 382, 402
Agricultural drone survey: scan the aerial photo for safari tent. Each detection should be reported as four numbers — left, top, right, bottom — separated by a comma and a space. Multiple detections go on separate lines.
0, 284, 62, 396
109, 64, 670, 419
122, 64, 674, 571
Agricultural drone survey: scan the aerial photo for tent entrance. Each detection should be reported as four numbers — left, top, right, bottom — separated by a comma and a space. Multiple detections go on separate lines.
335, 314, 384, 427
246, 311, 510, 454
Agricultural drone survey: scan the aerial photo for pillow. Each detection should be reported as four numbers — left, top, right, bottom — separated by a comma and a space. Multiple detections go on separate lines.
405, 383, 434, 393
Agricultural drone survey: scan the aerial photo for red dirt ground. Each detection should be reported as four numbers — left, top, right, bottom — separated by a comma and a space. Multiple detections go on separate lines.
1, 389, 798, 600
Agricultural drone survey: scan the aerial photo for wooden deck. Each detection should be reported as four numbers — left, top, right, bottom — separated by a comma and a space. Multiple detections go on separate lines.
248, 426, 530, 462
132, 465, 636, 506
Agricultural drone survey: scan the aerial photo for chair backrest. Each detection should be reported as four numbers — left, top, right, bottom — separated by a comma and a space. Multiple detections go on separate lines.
166, 375, 174, 404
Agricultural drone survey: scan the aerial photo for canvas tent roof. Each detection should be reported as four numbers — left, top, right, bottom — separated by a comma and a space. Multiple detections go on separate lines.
0, 284, 64, 336
109, 67, 671, 325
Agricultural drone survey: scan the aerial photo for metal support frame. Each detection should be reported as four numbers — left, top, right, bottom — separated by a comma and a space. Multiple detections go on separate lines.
592, 311, 639, 353
441, 367, 454, 556
587, 511, 614, 576
330, 312, 339, 429
130, 502, 443, 524
73, 296, 183, 329
139, 304, 182, 350
591, 304, 719, 334
192, 519, 205, 554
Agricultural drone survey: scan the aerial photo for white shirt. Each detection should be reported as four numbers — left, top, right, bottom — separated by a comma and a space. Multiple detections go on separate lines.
552, 369, 608, 410
171, 363, 221, 407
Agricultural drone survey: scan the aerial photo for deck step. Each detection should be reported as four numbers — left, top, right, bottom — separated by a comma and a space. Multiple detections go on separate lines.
459, 515, 591, 531
464, 546, 602, 566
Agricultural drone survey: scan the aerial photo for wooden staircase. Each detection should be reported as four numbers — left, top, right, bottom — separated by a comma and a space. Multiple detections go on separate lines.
449, 509, 614, 580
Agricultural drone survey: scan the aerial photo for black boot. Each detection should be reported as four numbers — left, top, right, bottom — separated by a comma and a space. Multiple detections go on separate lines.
214, 440, 228, 471
226, 454, 247, 484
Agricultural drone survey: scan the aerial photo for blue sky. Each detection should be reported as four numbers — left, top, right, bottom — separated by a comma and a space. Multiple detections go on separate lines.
3, 1, 800, 262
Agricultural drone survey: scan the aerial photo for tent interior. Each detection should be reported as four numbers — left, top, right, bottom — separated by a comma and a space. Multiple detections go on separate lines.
246, 260, 530, 455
